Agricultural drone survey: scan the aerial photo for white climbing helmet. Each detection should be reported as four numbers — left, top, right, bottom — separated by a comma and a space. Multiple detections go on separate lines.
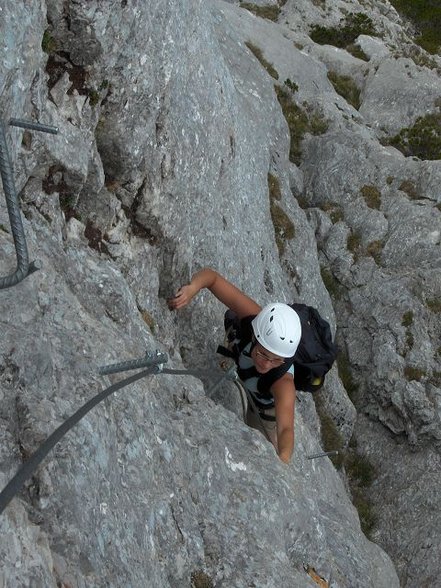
252, 303, 302, 358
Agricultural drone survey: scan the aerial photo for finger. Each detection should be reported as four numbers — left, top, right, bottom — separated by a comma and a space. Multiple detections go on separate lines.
167, 296, 180, 309
177, 297, 189, 308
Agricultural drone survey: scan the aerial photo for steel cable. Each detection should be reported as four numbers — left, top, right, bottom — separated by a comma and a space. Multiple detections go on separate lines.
0, 121, 29, 288
0, 366, 160, 515
0, 118, 57, 290
0, 364, 237, 516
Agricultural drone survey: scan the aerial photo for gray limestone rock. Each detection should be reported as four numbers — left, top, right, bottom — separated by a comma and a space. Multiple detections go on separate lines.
355, 34, 392, 60
356, 416, 441, 587
0, 194, 398, 585
359, 57, 441, 136
2, 0, 440, 586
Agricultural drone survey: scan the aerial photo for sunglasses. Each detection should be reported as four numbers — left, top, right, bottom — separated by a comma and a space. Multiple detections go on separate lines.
255, 346, 285, 366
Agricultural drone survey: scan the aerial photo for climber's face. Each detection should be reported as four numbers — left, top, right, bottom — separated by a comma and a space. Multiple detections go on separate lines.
251, 343, 285, 374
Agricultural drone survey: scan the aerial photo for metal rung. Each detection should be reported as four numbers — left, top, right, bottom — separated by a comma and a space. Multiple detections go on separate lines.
9, 118, 59, 135
98, 351, 168, 376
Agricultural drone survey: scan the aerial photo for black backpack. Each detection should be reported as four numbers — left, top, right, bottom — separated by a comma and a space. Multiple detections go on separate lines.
217, 303, 338, 393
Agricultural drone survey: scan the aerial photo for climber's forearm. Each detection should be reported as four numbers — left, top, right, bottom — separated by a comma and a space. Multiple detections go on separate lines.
169, 267, 261, 318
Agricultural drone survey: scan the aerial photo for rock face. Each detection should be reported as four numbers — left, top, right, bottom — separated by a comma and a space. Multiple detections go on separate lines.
0, 0, 439, 586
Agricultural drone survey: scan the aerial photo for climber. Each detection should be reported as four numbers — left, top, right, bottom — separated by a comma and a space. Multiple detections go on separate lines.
168, 268, 301, 464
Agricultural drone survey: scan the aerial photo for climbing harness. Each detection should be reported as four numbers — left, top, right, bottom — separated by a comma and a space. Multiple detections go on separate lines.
0, 352, 237, 516
232, 377, 273, 444
0, 117, 58, 290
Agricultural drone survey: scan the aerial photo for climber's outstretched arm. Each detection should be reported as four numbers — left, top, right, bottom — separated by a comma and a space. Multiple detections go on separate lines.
272, 374, 296, 463
168, 267, 261, 319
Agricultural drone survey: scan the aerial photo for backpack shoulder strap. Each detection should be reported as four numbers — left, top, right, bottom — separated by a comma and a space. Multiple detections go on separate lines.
238, 315, 254, 350
217, 312, 256, 361
257, 359, 294, 394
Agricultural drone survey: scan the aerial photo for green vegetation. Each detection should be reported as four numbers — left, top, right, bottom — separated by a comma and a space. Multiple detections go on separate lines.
328, 71, 361, 110
402, 311, 414, 327
388, 0, 441, 54
352, 490, 377, 537
245, 41, 279, 80
315, 390, 378, 537
275, 84, 328, 165
345, 452, 377, 488
310, 13, 376, 49
0, 224, 9, 233
314, 392, 345, 468
191, 570, 214, 588
366, 240, 383, 265
296, 194, 309, 209
88, 89, 100, 107
284, 78, 299, 93
268, 173, 295, 256
405, 331, 414, 352
240, 3, 280, 21
430, 371, 441, 387
344, 437, 378, 538
384, 113, 441, 160
308, 110, 330, 135
347, 229, 362, 260
397, 45, 439, 70
320, 266, 345, 300
59, 193, 78, 217
320, 202, 344, 223
426, 298, 441, 313
346, 43, 370, 61
361, 185, 381, 209
42, 165, 81, 222
329, 207, 344, 224
268, 172, 282, 201
319, 411, 345, 458
337, 352, 359, 402
398, 180, 419, 199
270, 201, 295, 255
88, 81, 110, 106
404, 366, 426, 381
275, 85, 308, 163
42, 30, 57, 54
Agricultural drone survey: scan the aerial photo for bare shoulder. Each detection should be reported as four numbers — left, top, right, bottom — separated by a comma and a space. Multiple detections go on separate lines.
272, 372, 296, 402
